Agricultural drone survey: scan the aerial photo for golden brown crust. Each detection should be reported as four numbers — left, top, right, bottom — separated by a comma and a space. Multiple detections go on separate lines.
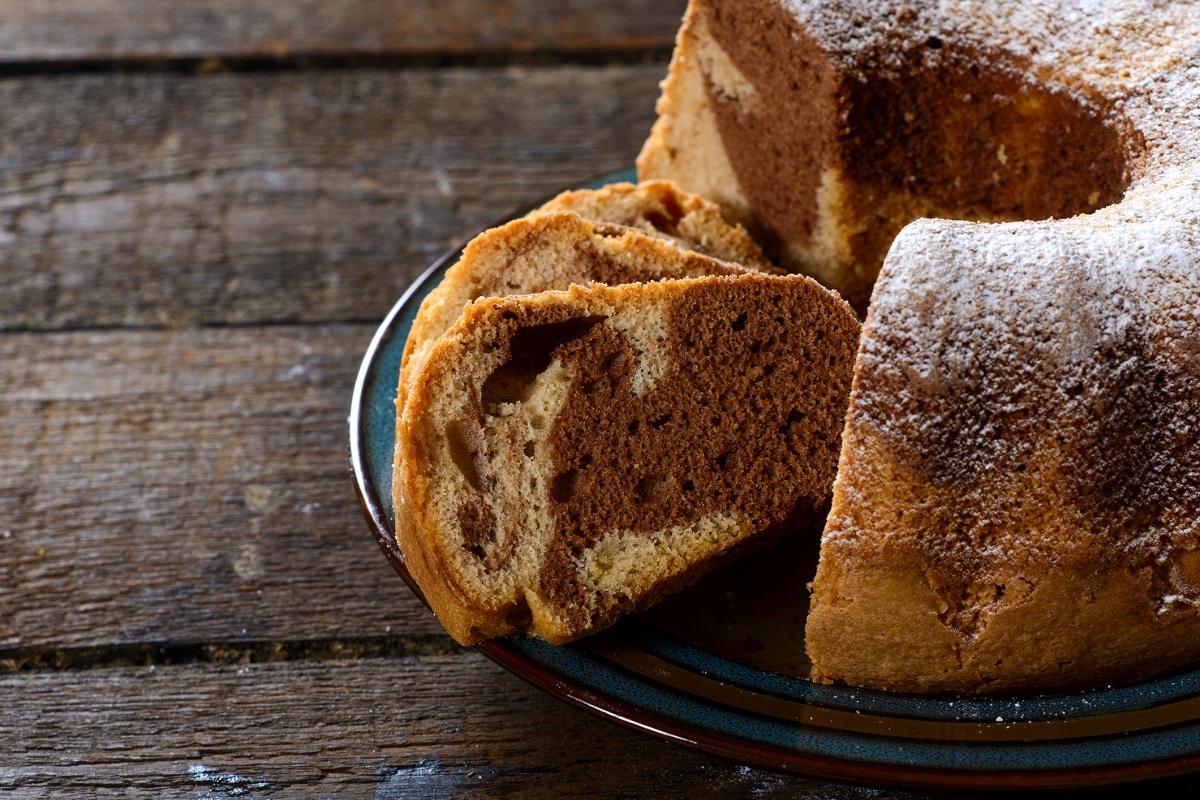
393, 434, 509, 644
808, 558, 1200, 694
806, 199, 1200, 692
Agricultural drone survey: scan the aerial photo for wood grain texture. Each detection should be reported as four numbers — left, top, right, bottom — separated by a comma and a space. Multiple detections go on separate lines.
0, 0, 686, 62
0, 64, 664, 332
0, 652, 974, 799
0, 324, 454, 649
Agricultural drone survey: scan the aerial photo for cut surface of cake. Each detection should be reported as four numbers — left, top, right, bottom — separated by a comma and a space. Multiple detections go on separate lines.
642, 0, 1200, 692
394, 274, 860, 644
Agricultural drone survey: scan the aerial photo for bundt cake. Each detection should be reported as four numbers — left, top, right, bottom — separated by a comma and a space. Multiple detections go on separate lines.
394, 274, 859, 644
641, 0, 1200, 692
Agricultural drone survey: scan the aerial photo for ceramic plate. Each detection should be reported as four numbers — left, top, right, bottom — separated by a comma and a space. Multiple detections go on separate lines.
350, 169, 1200, 790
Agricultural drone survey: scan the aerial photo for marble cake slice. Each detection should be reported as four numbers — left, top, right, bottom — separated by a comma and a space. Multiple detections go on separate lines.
394, 273, 859, 644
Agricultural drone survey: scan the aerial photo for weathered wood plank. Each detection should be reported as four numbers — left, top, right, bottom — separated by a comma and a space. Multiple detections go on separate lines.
0, 652, 1017, 799
0, 64, 664, 332
0, 0, 685, 63
0, 324, 453, 649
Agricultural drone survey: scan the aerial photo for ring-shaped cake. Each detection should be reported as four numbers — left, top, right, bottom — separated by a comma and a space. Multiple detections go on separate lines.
640, 0, 1200, 692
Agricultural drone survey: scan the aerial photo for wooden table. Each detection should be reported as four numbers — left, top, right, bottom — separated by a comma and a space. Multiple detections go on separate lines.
3, 2, 1199, 796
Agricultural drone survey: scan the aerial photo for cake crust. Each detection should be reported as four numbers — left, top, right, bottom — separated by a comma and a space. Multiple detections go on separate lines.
808, 192, 1200, 692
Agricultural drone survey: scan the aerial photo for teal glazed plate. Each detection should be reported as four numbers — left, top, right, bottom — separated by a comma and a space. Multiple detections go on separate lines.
350, 170, 1200, 790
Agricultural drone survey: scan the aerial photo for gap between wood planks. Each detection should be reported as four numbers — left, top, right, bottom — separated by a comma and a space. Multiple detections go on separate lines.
0, 633, 463, 674
0, 48, 673, 79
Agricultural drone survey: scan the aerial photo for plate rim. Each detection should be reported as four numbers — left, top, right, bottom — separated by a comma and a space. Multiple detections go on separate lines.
348, 170, 1200, 790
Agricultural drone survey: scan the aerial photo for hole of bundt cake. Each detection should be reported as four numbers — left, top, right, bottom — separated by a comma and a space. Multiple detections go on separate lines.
699, 4, 1135, 309
583, 379, 605, 394
446, 418, 492, 493
523, 441, 535, 458
481, 315, 607, 408
732, 312, 748, 331
603, 351, 626, 373
829, 44, 1134, 292
627, 420, 641, 434
650, 413, 673, 429
552, 469, 582, 503
681, 479, 695, 492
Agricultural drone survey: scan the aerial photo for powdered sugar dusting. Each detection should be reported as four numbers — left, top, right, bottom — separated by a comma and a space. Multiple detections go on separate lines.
781, 0, 1200, 169
831, 156, 1200, 597
808, 0, 1200, 607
